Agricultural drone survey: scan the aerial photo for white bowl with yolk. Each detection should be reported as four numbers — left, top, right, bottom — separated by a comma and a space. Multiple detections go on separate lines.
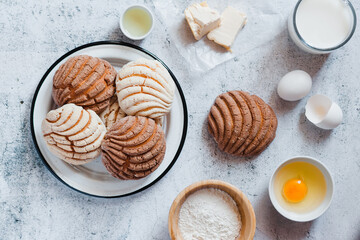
269, 156, 334, 222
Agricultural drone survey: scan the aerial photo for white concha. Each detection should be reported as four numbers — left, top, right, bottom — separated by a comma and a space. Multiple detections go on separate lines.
116, 58, 175, 119
100, 96, 127, 130
100, 96, 164, 130
41, 103, 106, 165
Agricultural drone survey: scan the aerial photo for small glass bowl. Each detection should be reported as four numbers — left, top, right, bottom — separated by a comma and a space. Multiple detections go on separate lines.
119, 5, 154, 40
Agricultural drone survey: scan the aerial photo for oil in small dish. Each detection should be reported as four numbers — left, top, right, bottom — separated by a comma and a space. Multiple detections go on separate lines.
122, 7, 153, 38
274, 161, 327, 213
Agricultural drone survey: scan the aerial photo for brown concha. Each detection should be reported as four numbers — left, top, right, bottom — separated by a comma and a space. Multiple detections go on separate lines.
52, 55, 116, 114
208, 90, 278, 157
101, 116, 166, 180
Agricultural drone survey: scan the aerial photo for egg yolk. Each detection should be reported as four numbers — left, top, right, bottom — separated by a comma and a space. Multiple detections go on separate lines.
282, 178, 308, 203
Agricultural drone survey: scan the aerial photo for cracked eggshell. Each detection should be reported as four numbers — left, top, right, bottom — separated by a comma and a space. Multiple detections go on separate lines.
277, 70, 312, 101
305, 94, 343, 130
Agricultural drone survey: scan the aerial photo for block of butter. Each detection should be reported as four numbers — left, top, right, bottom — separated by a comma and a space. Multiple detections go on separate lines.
184, 2, 221, 40
208, 6, 247, 50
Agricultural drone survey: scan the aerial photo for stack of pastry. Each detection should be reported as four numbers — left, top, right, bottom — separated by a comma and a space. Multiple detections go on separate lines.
101, 58, 174, 180
208, 90, 278, 157
42, 55, 175, 180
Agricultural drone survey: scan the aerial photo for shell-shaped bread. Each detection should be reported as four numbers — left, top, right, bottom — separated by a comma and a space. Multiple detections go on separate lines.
101, 116, 166, 180
100, 96, 164, 130
208, 91, 277, 157
116, 58, 175, 119
100, 96, 127, 130
41, 104, 106, 165
52, 55, 117, 114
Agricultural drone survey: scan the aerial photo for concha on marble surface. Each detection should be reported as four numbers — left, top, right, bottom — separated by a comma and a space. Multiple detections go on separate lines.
116, 58, 175, 119
101, 116, 166, 180
208, 90, 278, 157
52, 55, 116, 114
41, 103, 106, 165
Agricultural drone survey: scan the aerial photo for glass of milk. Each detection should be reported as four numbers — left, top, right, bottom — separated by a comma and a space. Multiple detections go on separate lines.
288, 0, 356, 54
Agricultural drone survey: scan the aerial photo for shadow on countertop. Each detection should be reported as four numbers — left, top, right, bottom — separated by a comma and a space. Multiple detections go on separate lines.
297, 108, 333, 143
255, 189, 313, 240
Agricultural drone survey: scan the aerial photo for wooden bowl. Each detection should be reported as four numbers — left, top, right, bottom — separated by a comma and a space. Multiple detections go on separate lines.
168, 180, 256, 240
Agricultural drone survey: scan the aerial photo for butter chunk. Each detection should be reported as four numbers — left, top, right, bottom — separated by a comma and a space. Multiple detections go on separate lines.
207, 6, 247, 50
184, 2, 221, 40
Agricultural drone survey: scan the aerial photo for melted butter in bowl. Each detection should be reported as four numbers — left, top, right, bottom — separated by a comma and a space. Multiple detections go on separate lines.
120, 5, 154, 40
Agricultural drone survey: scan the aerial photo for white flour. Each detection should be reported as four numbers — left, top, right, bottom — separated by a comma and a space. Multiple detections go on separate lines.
178, 188, 242, 240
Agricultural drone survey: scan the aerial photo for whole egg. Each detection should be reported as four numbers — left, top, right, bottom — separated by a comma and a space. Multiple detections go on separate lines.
277, 70, 312, 101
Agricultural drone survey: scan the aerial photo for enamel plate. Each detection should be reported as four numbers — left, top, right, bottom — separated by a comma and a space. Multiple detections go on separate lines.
30, 41, 188, 198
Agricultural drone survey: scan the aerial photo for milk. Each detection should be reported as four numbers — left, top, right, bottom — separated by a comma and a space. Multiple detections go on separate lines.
288, 0, 355, 53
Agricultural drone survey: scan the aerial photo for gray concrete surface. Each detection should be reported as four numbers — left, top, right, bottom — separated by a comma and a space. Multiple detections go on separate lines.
0, 0, 359, 239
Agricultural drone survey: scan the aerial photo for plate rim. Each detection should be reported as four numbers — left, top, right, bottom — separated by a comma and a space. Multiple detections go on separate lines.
30, 40, 188, 198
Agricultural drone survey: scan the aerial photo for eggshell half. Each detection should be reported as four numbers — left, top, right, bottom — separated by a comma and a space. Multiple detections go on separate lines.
277, 70, 312, 101
305, 94, 343, 130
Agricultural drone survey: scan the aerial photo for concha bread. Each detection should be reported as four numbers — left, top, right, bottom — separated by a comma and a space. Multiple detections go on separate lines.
100, 96, 127, 130
100, 96, 164, 130
116, 58, 175, 119
53, 55, 116, 114
42, 103, 106, 165
101, 116, 166, 180
208, 90, 277, 157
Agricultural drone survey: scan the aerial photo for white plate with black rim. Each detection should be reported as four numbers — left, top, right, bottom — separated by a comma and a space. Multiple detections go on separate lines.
30, 41, 188, 198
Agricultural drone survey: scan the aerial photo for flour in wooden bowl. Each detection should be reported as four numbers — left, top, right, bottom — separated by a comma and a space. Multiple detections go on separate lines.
178, 188, 242, 240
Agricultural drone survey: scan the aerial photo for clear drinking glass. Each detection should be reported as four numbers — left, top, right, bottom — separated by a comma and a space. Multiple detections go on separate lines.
288, 0, 357, 54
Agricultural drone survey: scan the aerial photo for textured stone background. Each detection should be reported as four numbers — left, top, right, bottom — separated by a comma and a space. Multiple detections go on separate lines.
1, 0, 360, 239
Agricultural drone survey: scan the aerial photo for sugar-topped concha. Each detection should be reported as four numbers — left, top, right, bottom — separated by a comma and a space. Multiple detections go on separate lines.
116, 58, 175, 119
99, 96, 127, 130
100, 95, 164, 130
101, 116, 166, 180
52, 55, 116, 114
41, 103, 106, 165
